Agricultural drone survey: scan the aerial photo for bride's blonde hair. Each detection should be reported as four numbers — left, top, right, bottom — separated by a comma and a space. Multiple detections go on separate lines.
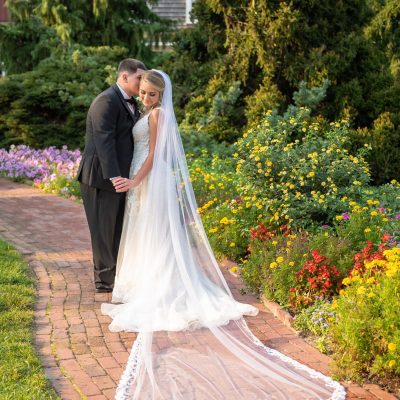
141, 70, 165, 104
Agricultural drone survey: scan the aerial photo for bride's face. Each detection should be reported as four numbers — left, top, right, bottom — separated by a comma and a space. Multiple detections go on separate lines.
139, 80, 160, 109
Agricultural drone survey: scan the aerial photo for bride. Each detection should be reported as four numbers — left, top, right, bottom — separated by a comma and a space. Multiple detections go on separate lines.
101, 70, 346, 399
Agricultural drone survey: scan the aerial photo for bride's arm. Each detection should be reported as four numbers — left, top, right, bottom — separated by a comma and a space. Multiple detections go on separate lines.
113, 109, 159, 193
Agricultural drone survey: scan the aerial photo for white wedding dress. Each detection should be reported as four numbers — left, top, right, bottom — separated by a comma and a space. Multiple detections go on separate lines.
101, 71, 346, 400
102, 112, 258, 332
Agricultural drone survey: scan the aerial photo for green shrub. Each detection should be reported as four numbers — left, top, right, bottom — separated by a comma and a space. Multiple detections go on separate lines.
308, 230, 355, 278
329, 247, 400, 382
181, 79, 245, 142
293, 298, 334, 353
359, 182, 400, 213
353, 112, 400, 184
181, 128, 232, 159
36, 173, 81, 200
334, 198, 400, 250
201, 206, 249, 261
188, 151, 236, 209
234, 105, 371, 229
241, 231, 309, 308
0, 45, 128, 148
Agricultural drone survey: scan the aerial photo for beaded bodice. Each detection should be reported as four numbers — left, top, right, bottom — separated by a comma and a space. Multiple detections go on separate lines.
125, 112, 151, 216
129, 113, 150, 178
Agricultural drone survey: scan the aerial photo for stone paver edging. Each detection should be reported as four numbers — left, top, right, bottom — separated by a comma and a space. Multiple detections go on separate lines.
0, 178, 397, 400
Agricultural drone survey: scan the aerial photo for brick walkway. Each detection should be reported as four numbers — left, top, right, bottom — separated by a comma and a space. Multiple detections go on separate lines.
0, 178, 396, 400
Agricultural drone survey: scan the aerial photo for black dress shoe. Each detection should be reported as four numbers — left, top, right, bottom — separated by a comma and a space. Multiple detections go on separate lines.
95, 287, 113, 293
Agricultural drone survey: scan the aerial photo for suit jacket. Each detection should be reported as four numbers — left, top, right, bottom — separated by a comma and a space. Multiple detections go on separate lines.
76, 84, 140, 191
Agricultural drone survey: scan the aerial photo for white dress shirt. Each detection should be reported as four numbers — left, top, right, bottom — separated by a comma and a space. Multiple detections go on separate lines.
110, 84, 136, 181
116, 83, 136, 114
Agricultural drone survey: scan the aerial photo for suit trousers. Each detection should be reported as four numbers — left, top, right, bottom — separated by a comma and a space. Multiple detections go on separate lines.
80, 183, 126, 288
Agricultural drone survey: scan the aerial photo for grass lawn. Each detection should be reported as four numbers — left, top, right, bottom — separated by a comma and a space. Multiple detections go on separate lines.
0, 240, 60, 399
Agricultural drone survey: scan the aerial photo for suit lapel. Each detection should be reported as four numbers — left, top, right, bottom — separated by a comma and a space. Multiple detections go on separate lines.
112, 84, 137, 122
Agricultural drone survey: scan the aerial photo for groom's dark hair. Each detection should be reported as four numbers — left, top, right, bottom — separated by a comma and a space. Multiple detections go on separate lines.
117, 59, 147, 76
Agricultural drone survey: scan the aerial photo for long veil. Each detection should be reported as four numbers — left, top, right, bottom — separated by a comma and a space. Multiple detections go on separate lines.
110, 70, 346, 399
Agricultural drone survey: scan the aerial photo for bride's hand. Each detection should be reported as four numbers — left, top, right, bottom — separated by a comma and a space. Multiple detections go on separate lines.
112, 177, 138, 192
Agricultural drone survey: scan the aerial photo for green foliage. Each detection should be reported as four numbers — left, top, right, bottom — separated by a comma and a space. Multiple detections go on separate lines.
36, 0, 169, 58
181, 129, 232, 160
353, 112, 400, 184
202, 206, 249, 261
0, 0, 168, 74
162, 0, 400, 183
170, 0, 378, 132
329, 247, 400, 382
366, 0, 400, 66
0, 16, 56, 74
293, 298, 332, 336
235, 105, 371, 229
36, 173, 81, 199
335, 202, 400, 250
292, 80, 332, 111
187, 150, 236, 208
181, 80, 244, 142
242, 232, 308, 308
0, 45, 127, 148
307, 231, 355, 278
160, 0, 227, 122
293, 298, 334, 353
0, 240, 60, 399
360, 182, 400, 212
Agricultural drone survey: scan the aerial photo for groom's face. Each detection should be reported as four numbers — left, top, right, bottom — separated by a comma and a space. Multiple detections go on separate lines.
121, 69, 145, 97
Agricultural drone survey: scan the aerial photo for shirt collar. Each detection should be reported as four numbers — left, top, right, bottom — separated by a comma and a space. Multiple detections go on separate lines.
116, 83, 131, 100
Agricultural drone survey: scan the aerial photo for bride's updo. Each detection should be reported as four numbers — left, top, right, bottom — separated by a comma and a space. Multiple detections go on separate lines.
141, 70, 165, 95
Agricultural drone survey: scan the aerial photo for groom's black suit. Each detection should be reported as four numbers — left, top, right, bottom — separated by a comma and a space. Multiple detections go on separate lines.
77, 84, 140, 289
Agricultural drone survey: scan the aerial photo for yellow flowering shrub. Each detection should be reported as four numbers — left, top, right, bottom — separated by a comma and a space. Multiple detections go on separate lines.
234, 106, 371, 228
241, 231, 312, 308
334, 198, 400, 249
187, 150, 237, 209
329, 247, 400, 383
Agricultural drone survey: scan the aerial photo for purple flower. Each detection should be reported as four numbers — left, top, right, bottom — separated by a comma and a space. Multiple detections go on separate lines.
322, 225, 329, 229
0, 145, 81, 185
342, 213, 350, 220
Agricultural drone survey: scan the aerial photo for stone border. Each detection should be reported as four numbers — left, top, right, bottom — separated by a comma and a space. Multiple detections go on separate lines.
260, 294, 295, 330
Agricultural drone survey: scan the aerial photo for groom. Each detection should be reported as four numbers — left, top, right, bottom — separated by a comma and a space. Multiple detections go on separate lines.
77, 58, 146, 293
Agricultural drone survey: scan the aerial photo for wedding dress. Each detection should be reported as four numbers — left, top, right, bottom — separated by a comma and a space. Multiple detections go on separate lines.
101, 71, 346, 400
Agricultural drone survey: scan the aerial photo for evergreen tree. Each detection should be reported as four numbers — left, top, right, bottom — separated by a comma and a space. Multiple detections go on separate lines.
183, 0, 377, 132
0, 1, 55, 74
164, 0, 400, 182
0, 0, 169, 73
0, 45, 128, 148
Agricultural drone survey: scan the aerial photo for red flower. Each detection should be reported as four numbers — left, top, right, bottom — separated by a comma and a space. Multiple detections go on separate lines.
311, 249, 325, 263
291, 251, 340, 311
351, 239, 387, 276
249, 223, 278, 242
